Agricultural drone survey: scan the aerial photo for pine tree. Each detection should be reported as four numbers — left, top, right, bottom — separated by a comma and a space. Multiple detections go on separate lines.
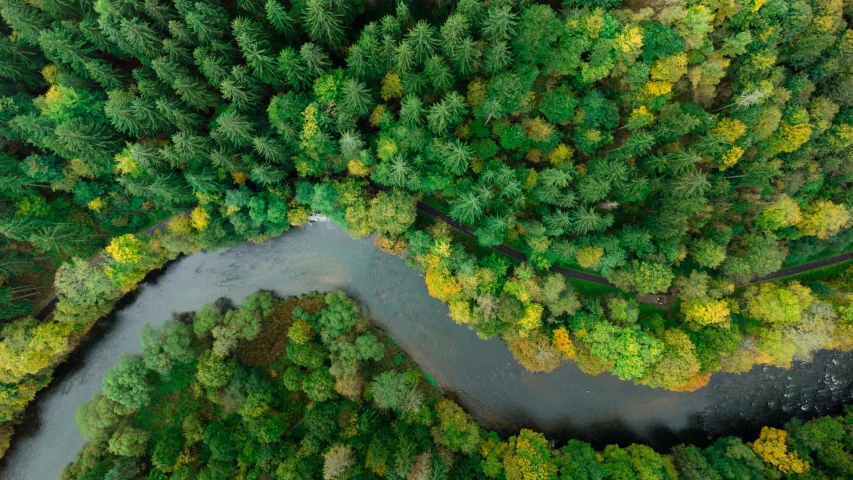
425, 56, 453, 93
184, 168, 224, 195
160, 37, 191, 64
300, 42, 331, 78
171, 75, 218, 110
377, 154, 418, 189
220, 66, 264, 111
450, 191, 484, 224
127, 142, 163, 172
213, 110, 255, 147
440, 13, 468, 58
84, 59, 125, 90
338, 130, 363, 160
670, 171, 710, 199
570, 207, 613, 234
167, 19, 194, 44
0, 0, 49, 44
104, 90, 145, 136
183, 3, 230, 45
543, 208, 572, 236
151, 56, 189, 83
303, 0, 345, 48
250, 161, 286, 186
457, 0, 485, 28
439, 140, 472, 176
37, 24, 96, 75
475, 214, 509, 246
346, 43, 369, 79
265, 0, 296, 34
428, 101, 452, 135
233, 18, 281, 85
451, 37, 480, 76
36, 0, 83, 20
210, 146, 244, 171
340, 79, 372, 118
0, 38, 45, 83
395, 42, 415, 74
155, 97, 204, 132
0, 215, 38, 242
119, 17, 162, 60
172, 132, 211, 166
29, 223, 95, 256
119, 173, 193, 207
278, 47, 309, 89
481, 6, 517, 43
53, 119, 118, 171
399, 95, 424, 127
194, 48, 234, 87
405, 21, 437, 64
252, 136, 286, 163
144, 0, 177, 29
445, 91, 468, 123
483, 41, 511, 75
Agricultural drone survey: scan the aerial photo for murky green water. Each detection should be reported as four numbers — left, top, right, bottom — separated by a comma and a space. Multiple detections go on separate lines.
3, 219, 853, 480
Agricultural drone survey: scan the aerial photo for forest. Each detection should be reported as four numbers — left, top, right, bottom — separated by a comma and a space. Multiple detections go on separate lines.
61, 290, 853, 480
2, 0, 853, 466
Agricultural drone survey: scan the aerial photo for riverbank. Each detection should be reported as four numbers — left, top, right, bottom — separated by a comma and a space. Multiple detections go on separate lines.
58, 289, 853, 480
4, 221, 853, 479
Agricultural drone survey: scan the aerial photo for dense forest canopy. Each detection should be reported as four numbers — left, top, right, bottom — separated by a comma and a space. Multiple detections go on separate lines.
3, 0, 853, 461
62, 290, 853, 480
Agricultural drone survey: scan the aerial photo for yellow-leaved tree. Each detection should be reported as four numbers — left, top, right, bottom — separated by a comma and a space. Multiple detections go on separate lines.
797, 200, 852, 239
750, 426, 810, 474
106, 234, 145, 264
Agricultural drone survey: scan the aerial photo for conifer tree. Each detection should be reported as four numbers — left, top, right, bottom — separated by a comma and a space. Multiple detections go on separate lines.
278, 47, 309, 89
302, 0, 345, 48
171, 75, 218, 110
481, 5, 517, 43
213, 110, 255, 147
0, 0, 49, 44
405, 21, 438, 64
265, 0, 296, 35
299, 42, 331, 79
340, 79, 372, 118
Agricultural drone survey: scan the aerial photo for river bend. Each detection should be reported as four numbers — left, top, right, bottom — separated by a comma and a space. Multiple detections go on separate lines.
3, 220, 853, 479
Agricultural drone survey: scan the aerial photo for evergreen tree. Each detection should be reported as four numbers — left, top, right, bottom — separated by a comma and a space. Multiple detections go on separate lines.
481, 5, 517, 43
213, 110, 255, 147
302, 0, 345, 48
265, 0, 296, 34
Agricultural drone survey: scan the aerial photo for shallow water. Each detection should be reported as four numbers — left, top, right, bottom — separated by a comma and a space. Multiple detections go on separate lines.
3, 220, 853, 479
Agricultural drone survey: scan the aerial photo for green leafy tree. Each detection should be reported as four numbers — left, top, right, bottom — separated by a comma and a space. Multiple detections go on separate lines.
432, 399, 482, 454
140, 321, 197, 376
101, 354, 153, 412
370, 370, 409, 411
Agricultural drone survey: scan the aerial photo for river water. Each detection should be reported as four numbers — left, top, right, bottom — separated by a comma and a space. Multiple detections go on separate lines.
4, 219, 853, 479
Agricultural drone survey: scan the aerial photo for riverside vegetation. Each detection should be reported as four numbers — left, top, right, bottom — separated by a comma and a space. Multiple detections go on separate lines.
3, 0, 853, 461
61, 290, 853, 480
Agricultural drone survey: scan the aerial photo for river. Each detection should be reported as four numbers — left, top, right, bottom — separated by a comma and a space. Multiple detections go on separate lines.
3, 219, 853, 479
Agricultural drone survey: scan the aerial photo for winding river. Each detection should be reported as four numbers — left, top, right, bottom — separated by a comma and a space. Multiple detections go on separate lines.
3, 219, 853, 479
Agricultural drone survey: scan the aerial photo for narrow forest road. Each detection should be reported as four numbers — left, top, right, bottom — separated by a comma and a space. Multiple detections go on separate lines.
32, 185, 853, 323
413, 200, 615, 286
402, 185, 853, 289
750, 250, 853, 283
